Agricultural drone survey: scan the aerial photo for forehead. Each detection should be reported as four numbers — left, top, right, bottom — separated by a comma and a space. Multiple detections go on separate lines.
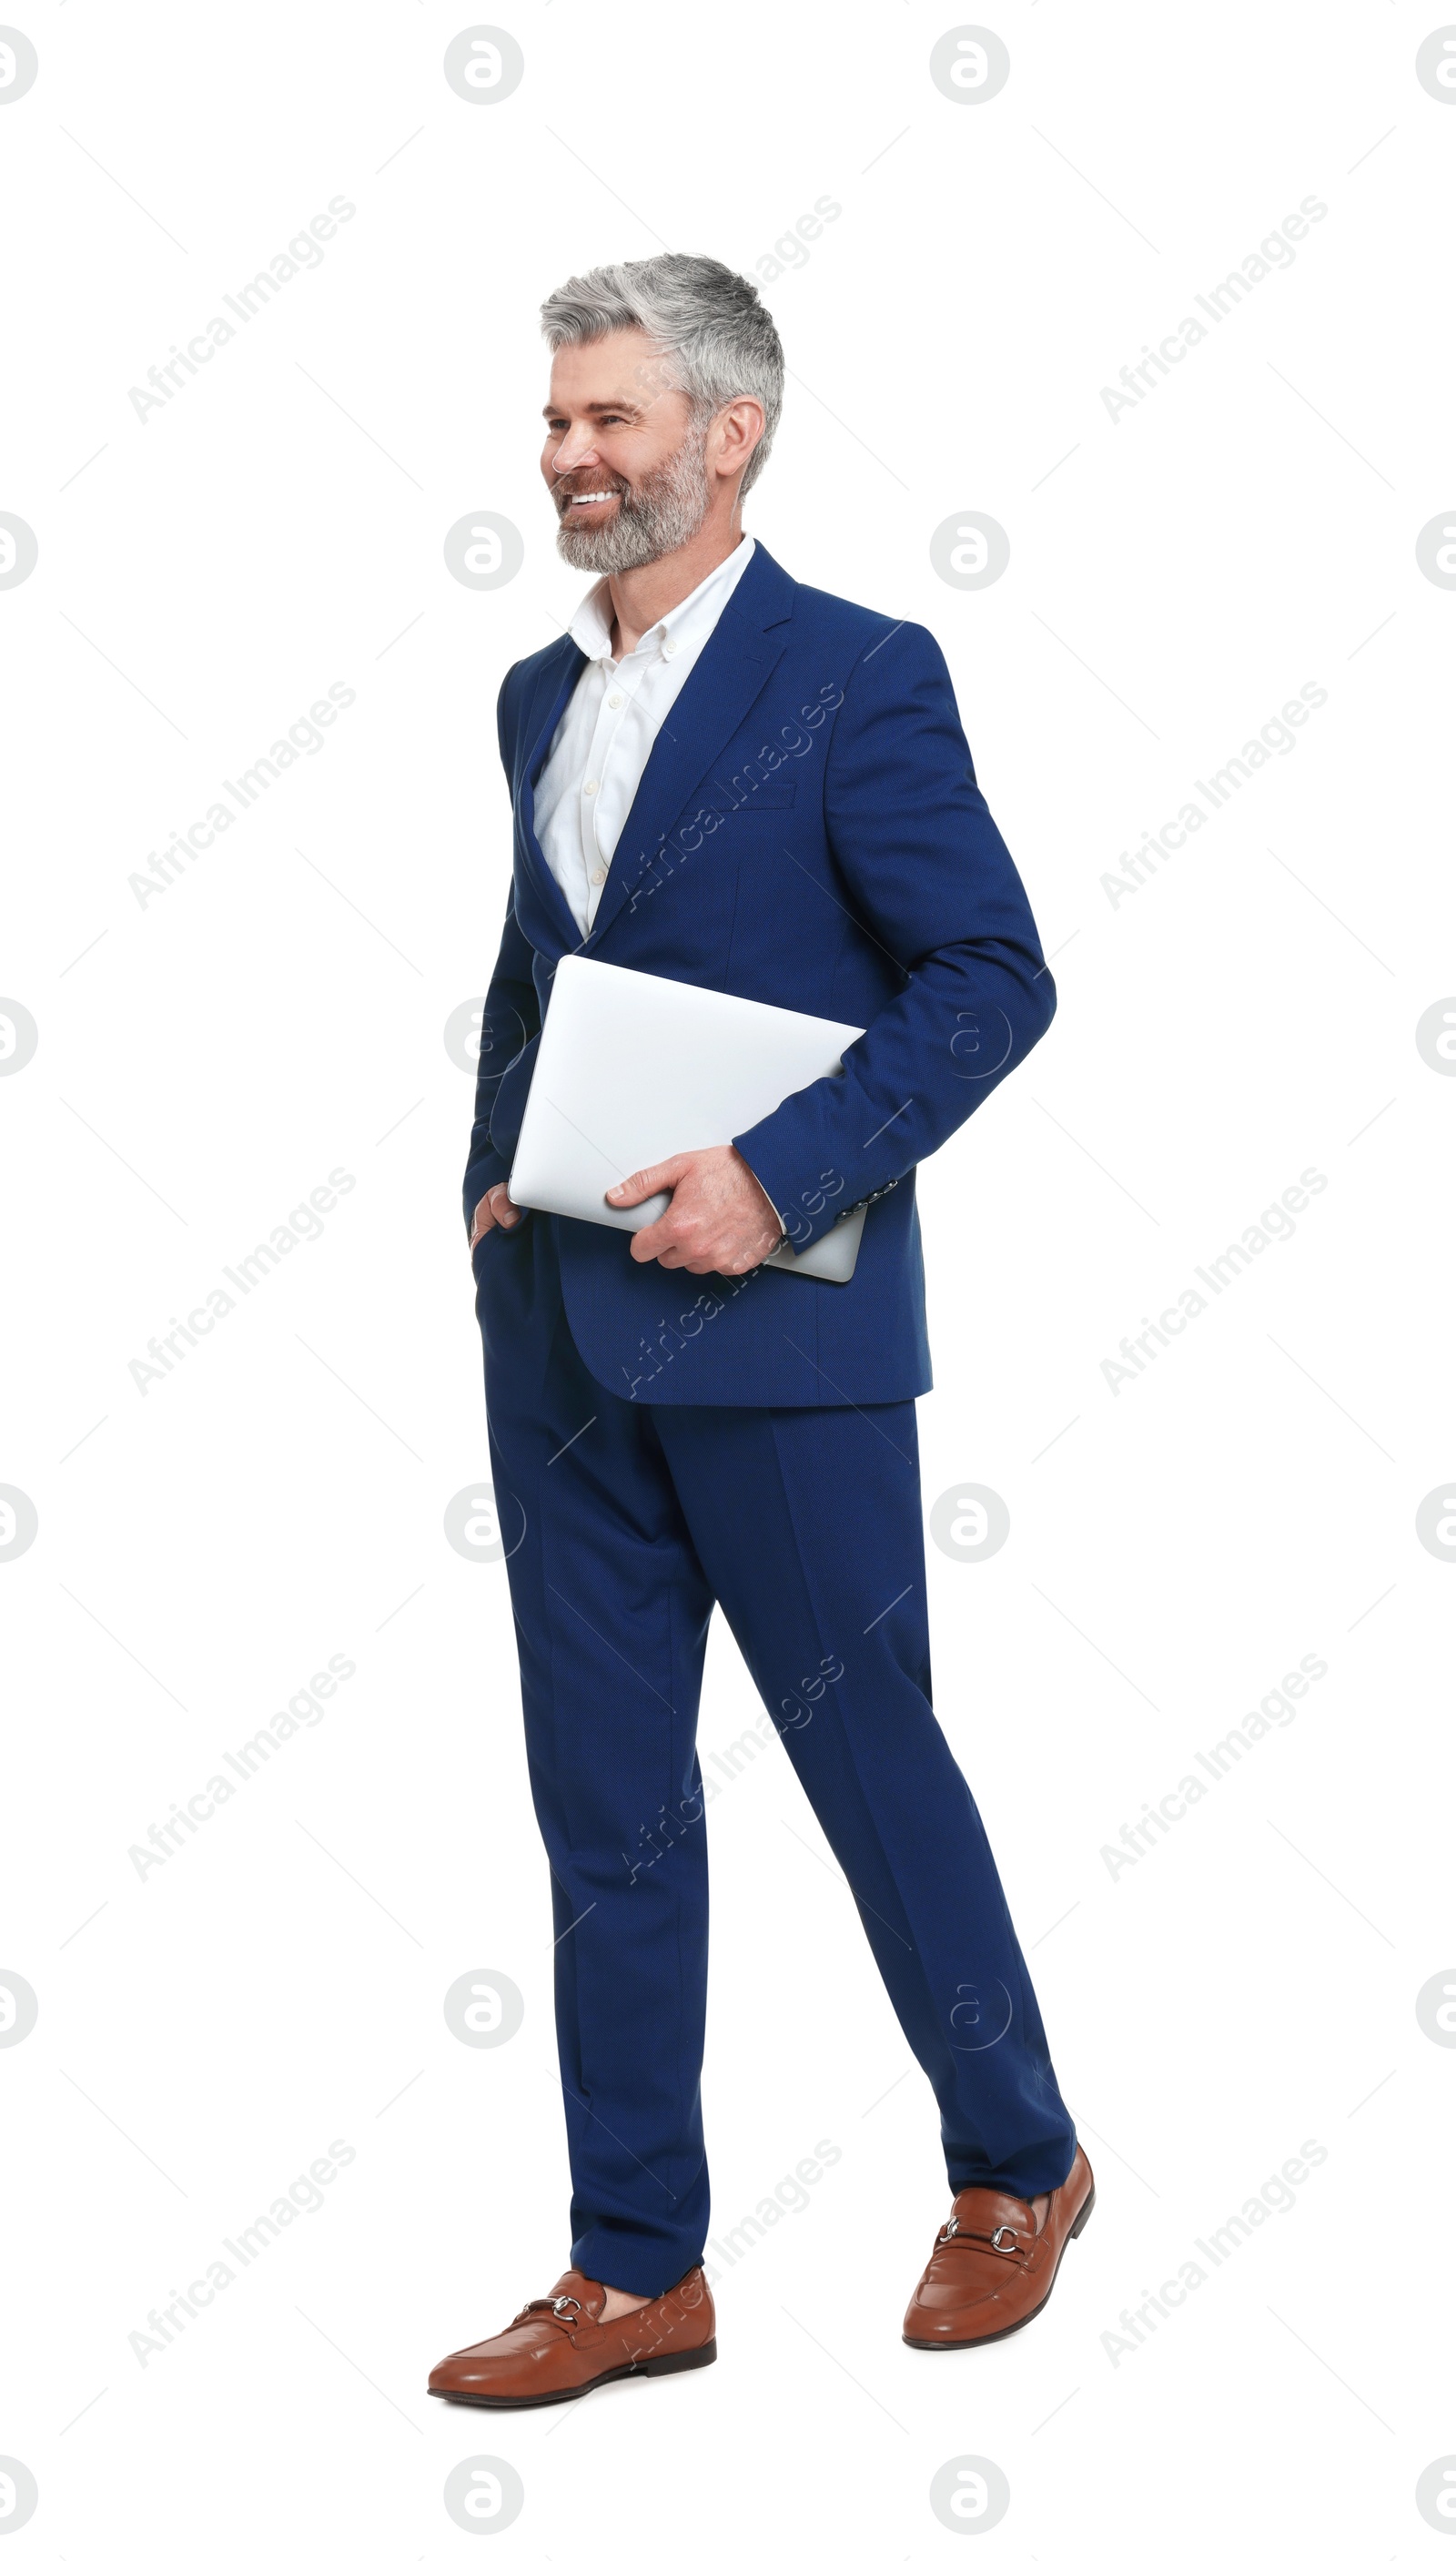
544, 329, 684, 417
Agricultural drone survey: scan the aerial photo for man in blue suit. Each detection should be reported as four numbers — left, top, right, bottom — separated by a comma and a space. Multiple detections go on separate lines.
429, 256, 1091, 2413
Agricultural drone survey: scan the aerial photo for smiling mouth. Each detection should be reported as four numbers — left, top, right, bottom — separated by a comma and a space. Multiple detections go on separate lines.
561, 488, 621, 511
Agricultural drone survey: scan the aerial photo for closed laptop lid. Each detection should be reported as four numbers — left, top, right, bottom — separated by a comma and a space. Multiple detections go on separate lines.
507, 955, 867, 1280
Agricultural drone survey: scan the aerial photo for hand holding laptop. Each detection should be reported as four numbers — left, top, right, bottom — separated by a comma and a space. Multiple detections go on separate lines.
604, 1146, 784, 1276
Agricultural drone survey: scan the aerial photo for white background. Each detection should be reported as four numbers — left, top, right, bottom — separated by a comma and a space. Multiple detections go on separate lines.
3, 1, 1454, 2552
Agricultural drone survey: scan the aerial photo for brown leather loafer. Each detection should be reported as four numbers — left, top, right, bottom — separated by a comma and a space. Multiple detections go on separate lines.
903, 2145, 1095, 2349
428, 2265, 715, 2408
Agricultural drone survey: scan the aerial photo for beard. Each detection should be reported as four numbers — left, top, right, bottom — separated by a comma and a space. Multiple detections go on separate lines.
553, 419, 713, 573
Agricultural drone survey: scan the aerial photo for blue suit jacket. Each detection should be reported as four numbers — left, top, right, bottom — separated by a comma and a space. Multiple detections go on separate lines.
464, 542, 1055, 1405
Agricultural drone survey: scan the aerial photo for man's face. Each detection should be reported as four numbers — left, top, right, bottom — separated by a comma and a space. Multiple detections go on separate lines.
541, 328, 713, 573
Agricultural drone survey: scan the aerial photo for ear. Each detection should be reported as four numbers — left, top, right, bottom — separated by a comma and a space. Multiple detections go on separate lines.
711, 395, 766, 484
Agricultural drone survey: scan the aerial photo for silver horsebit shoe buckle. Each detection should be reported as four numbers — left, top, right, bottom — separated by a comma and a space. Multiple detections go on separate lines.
943, 2213, 1019, 2252
549, 2294, 581, 2322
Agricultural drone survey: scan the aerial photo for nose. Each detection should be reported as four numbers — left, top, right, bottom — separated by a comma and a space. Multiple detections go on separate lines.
550, 424, 601, 476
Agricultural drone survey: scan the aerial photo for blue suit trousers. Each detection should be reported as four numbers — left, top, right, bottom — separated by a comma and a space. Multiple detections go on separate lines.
479, 1217, 1078, 2298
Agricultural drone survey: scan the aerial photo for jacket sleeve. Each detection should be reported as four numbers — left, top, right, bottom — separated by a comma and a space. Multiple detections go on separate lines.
732, 621, 1056, 1250
462, 668, 542, 1237
461, 890, 541, 1237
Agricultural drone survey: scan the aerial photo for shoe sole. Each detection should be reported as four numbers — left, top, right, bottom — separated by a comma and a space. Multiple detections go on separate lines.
902, 2182, 1096, 2352
429, 2338, 717, 2410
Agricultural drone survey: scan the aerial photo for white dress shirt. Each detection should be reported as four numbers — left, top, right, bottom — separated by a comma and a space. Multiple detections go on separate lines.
533, 535, 757, 936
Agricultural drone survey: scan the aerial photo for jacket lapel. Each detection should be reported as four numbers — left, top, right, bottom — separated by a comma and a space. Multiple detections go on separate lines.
582, 544, 797, 951
516, 642, 588, 954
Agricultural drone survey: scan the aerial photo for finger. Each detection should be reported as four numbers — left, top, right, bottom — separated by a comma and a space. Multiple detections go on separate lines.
606, 1158, 686, 1207
470, 1193, 514, 1250
629, 1227, 671, 1263
629, 1218, 693, 1264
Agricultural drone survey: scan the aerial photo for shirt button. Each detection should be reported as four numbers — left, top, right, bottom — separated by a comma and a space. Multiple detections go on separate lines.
591, 866, 607, 886
662, 638, 678, 658
582, 778, 599, 795
607, 692, 623, 710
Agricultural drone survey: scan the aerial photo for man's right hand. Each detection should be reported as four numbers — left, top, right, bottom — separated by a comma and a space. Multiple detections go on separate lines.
469, 1182, 521, 1250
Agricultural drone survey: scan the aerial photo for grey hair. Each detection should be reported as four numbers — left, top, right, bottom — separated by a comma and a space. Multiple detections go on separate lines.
540, 253, 784, 496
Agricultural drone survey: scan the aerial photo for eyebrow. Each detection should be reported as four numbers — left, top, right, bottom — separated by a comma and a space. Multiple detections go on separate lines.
541, 399, 642, 418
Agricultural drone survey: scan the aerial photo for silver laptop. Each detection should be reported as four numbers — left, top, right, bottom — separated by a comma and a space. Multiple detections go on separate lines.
507, 956, 869, 1282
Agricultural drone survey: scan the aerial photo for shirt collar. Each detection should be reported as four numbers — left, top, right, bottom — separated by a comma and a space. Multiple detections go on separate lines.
567, 534, 756, 666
